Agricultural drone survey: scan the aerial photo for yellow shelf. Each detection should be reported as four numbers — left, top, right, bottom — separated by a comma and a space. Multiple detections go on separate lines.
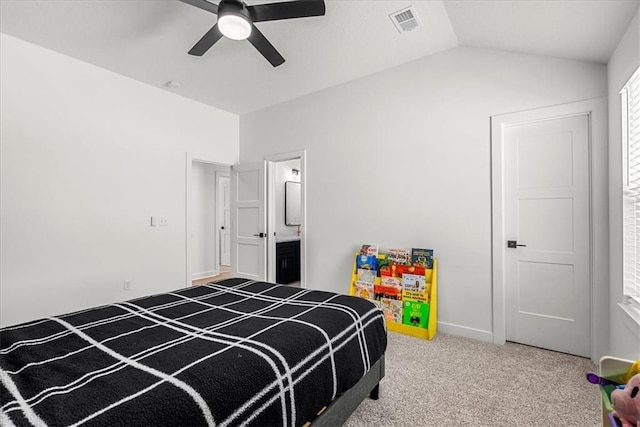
350, 255, 437, 340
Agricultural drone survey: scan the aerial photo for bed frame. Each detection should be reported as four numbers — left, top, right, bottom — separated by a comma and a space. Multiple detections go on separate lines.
310, 354, 385, 426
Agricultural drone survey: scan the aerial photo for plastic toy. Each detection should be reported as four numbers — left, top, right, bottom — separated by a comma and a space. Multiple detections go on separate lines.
586, 359, 640, 427
610, 373, 640, 427
622, 360, 640, 384
586, 371, 624, 387
608, 360, 640, 427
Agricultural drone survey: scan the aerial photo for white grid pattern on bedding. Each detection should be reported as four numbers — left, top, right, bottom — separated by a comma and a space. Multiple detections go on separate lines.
1, 279, 385, 427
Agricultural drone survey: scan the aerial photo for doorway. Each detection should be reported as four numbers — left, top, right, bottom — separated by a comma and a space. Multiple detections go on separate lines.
491, 99, 608, 359
228, 152, 307, 286
271, 158, 302, 286
267, 152, 305, 287
186, 157, 230, 286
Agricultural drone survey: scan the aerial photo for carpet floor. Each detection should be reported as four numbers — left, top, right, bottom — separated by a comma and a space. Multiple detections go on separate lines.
344, 331, 601, 426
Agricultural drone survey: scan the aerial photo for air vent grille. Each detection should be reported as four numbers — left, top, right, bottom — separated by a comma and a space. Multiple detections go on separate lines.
389, 6, 422, 33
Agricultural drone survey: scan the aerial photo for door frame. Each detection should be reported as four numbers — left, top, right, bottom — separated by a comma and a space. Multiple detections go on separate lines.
490, 98, 608, 362
265, 150, 307, 288
185, 153, 232, 287
215, 171, 230, 267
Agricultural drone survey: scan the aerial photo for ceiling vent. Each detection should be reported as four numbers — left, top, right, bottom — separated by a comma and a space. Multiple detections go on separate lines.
389, 6, 422, 33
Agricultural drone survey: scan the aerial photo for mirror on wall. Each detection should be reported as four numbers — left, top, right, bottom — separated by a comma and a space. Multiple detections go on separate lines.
285, 181, 301, 226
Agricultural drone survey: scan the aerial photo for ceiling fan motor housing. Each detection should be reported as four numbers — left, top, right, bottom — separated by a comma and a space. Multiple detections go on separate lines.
219, 0, 252, 23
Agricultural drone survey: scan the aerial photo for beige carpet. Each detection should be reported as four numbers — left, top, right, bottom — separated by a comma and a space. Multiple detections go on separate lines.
345, 331, 601, 426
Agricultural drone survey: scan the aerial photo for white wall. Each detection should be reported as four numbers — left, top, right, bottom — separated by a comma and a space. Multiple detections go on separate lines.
607, 10, 640, 359
0, 34, 239, 327
240, 46, 607, 341
275, 159, 301, 239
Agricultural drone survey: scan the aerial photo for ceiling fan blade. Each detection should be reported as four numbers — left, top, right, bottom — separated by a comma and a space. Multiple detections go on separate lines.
179, 0, 218, 14
248, 0, 325, 23
247, 25, 285, 67
188, 24, 223, 56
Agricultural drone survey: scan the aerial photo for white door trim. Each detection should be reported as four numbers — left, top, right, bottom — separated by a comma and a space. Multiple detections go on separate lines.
185, 153, 232, 287
490, 98, 608, 362
215, 171, 230, 268
265, 150, 307, 288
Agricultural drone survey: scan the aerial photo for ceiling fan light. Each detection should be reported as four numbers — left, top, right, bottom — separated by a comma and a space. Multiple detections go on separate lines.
218, 13, 252, 40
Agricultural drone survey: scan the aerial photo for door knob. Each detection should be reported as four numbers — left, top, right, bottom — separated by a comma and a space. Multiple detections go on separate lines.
507, 240, 527, 248
253, 232, 266, 238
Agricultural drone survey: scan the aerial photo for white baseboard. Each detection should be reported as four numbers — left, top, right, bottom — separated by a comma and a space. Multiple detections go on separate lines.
437, 322, 494, 343
192, 270, 218, 280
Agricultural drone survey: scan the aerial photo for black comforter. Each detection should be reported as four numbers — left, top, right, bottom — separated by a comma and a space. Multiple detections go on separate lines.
0, 278, 387, 426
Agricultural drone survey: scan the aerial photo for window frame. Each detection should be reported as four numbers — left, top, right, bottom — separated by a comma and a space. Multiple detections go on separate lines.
621, 65, 640, 323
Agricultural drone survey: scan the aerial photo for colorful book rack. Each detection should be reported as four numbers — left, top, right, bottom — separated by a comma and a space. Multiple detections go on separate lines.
349, 253, 438, 340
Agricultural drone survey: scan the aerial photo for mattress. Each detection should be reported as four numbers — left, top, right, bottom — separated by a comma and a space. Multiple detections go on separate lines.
0, 278, 387, 426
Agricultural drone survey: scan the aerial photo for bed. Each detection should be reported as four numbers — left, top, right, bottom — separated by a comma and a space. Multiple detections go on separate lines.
0, 278, 387, 426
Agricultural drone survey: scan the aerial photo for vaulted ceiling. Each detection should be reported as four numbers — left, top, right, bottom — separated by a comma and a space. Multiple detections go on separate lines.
1, 0, 638, 115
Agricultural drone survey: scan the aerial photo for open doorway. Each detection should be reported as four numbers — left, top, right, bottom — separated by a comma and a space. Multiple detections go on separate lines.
266, 151, 306, 287
200, 151, 307, 287
186, 157, 231, 286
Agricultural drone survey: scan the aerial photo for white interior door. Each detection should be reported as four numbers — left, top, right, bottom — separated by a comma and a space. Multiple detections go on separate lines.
219, 176, 231, 266
230, 162, 267, 280
504, 114, 590, 357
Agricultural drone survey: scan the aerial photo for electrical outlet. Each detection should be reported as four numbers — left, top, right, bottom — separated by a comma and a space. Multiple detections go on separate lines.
124, 279, 132, 291
159, 217, 168, 226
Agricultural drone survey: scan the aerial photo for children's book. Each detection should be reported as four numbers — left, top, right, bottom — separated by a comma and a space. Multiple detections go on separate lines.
411, 248, 434, 269
380, 298, 403, 323
357, 268, 376, 284
403, 299, 430, 328
402, 273, 428, 302
387, 248, 410, 265
360, 244, 379, 257
375, 276, 402, 300
402, 273, 425, 292
393, 264, 425, 279
355, 254, 378, 271
377, 254, 391, 277
354, 280, 375, 300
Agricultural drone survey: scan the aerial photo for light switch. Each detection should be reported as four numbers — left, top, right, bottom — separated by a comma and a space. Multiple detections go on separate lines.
150, 216, 157, 227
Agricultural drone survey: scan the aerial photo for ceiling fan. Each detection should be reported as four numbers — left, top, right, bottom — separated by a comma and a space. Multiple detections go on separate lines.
179, 0, 326, 67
